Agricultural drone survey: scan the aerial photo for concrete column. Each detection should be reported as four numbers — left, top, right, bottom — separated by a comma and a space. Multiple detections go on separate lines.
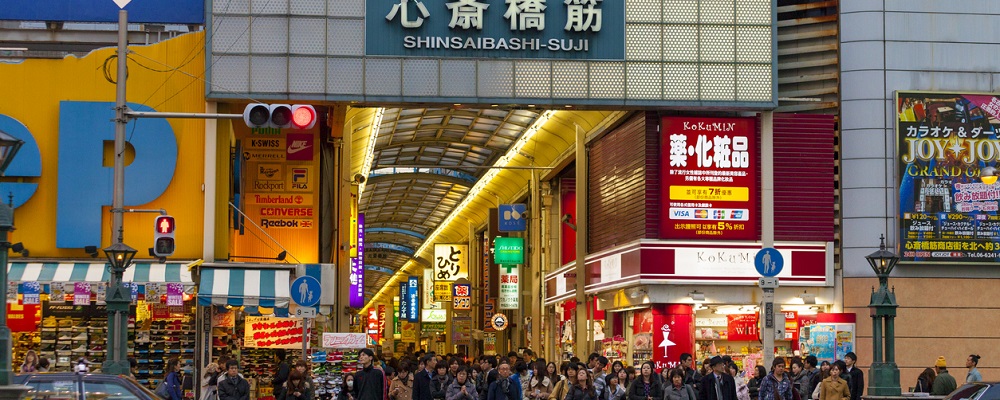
203, 101, 218, 261
574, 124, 588, 358
760, 111, 775, 368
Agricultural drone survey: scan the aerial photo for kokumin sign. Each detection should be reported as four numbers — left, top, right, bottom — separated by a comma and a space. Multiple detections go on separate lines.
896, 91, 1000, 263
366, 0, 624, 59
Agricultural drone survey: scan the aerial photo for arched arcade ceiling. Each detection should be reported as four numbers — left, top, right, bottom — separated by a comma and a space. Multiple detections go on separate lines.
345, 107, 626, 308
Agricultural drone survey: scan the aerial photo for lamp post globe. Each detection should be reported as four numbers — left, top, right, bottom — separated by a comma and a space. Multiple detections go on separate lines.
0, 129, 24, 387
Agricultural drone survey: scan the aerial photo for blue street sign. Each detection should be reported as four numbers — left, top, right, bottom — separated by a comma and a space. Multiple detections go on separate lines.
498, 204, 527, 232
290, 276, 322, 307
754, 248, 784, 278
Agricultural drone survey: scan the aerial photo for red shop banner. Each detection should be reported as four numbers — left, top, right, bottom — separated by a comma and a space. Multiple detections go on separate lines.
652, 305, 695, 372
6, 303, 40, 332
660, 116, 758, 240
727, 314, 759, 341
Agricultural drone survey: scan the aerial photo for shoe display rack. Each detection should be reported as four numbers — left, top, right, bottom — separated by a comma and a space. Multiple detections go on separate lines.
212, 322, 300, 400
38, 316, 108, 372
135, 315, 196, 391
311, 350, 359, 400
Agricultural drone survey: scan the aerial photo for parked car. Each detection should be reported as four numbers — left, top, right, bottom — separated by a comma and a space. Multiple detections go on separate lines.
943, 383, 1000, 400
14, 372, 161, 400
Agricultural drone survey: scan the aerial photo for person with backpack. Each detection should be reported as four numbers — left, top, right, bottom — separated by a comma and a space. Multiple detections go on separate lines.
158, 358, 184, 400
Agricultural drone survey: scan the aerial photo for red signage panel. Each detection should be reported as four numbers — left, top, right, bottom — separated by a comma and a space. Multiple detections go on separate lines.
660, 116, 758, 240
727, 313, 759, 341
651, 304, 695, 372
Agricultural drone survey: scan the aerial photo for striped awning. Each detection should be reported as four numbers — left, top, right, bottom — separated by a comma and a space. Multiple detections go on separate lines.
197, 268, 291, 308
6, 262, 195, 285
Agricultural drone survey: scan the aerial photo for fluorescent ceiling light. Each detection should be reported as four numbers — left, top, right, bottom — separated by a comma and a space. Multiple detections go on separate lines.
357, 107, 384, 200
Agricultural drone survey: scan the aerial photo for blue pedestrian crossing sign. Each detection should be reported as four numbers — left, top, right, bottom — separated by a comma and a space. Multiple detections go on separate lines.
291, 276, 322, 307
754, 248, 784, 278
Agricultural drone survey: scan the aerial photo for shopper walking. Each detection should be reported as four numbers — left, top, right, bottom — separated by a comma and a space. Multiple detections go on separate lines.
416, 355, 439, 400
727, 364, 749, 400
697, 357, 736, 400
355, 348, 387, 400
218, 360, 251, 400
664, 369, 691, 400
604, 374, 626, 400
913, 368, 935, 393
628, 361, 663, 400
966, 355, 982, 383
680, 354, 701, 397
931, 357, 957, 396
791, 361, 810, 400
274, 350, 292, 392
447, 367, 479, 400
550, 362, 579, 400
391, 362, 415, 400
487, 362, 522, 400
201, 362, 221, 400
164, 358, 184, 400
817, 362, 849, 400
748, 366, 766, 400
527, 362, 553, 400
280, 370, 313, 400
757, 358, 791, 400
568, 366, 598, 400
433, 363, 453, 400
842, 353, 862, 400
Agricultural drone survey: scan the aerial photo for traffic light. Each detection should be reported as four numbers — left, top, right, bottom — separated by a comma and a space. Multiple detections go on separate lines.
243, 103, 316, 129
153, 215, 175, 257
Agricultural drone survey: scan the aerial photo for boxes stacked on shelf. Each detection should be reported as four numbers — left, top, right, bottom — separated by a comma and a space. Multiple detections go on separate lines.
12, 331, 40, 370
136, 316, 196, 391
38, 316, 109, 372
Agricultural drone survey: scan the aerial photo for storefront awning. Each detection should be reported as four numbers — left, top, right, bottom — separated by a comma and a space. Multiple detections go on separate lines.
6, 261, 195, 285
197, 268, 291, 308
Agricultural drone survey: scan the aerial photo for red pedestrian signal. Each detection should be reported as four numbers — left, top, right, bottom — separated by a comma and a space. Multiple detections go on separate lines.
153, 215, 175, 257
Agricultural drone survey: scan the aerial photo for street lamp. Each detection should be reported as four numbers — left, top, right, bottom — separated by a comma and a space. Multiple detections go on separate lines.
0, 129, 24, 386
103, 242, 137, 376
865, 235, 901, 396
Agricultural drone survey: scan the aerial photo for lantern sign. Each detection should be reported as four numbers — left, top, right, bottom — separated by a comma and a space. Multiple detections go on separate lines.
434, 244, 469, 281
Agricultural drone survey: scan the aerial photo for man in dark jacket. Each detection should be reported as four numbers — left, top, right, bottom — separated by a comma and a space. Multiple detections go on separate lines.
487, 363, 521, 400
844, 352, 863, 400
478, 357, 499, 400
273, 349, 291, 391
218, 360, 250, 400
415, 354, 438, 400
354, 348, 387, 400
698, 356, 737, 400
681, 353, 702, 396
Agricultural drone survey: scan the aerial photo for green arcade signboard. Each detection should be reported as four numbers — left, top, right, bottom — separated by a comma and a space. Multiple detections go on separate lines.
493, 237, 524, 264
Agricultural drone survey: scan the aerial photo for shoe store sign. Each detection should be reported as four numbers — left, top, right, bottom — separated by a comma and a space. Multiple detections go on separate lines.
243, 316, 305, 349
366, 0, 624, 60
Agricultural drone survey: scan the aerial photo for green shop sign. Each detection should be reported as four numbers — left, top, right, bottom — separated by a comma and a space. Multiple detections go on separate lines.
493, 237, 524, 265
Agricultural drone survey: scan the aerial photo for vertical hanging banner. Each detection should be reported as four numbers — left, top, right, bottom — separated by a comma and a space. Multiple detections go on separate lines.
407, 276, 420, 322
399, 283, 409, 321
73, 282, 91, 305
350, 185, 359, 258
434, 244, 468, 301
498, 264, 519, 310
166, 283, 184, 306
377, 304, 386, 343
660, 116, 758, 240
393, 297, 401, 339
350, 213, 366, 308
422, 268, 439, 309
367, 308, 379, 344
21, 282, 40, 305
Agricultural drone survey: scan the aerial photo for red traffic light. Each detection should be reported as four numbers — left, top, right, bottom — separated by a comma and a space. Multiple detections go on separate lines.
155, 216, 175, 234
291, 105, 316, 129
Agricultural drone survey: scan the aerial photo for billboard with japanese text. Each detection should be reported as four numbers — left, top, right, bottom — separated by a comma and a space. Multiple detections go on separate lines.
366, 0, 625, 60
897, 91, 1000, 263
660, 116, 758, 240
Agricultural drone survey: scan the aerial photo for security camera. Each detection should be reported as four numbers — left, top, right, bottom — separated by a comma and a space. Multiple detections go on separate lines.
353, 173, 366, 184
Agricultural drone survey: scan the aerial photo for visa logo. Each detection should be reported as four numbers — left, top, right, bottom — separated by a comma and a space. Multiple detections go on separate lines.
673, 210, 691, 217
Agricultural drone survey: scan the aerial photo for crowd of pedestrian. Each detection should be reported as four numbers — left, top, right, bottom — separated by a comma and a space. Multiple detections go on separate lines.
190, 350, 984, 400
